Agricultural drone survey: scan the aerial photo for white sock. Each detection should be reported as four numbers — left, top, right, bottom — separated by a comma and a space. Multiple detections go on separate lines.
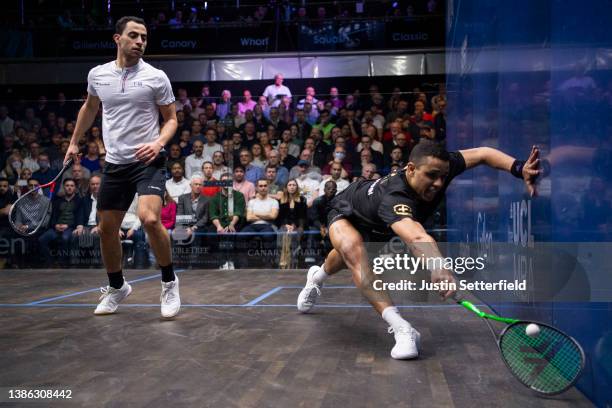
312, 264, 329, 285
382, 306, 411, 330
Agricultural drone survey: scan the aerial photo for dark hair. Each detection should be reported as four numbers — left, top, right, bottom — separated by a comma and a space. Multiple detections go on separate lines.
115, 16, 146, 35
63, 177, 76, 185
257, 178, 269, 185
233, 164, 245, 172
0, 177, 9, 183
408, 140, 449, 166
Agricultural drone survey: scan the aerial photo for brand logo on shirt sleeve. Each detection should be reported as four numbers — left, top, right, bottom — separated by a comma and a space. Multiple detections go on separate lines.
393, 204, 412, 216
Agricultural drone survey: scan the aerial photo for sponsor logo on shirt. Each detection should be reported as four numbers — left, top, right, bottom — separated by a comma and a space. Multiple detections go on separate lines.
130, 81, 143, 88
95, 81, 111, 86
393, 204, 412, 216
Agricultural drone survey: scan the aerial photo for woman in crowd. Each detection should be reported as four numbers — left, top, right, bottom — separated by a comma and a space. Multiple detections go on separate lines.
276, 179, 307, 268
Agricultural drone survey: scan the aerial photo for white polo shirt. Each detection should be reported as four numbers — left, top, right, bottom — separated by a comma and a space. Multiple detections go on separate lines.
87, 59, 175, 164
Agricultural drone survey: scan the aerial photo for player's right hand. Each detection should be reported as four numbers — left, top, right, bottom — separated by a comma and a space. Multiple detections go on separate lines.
64, 143, 80, 165
431, 268, 457, 300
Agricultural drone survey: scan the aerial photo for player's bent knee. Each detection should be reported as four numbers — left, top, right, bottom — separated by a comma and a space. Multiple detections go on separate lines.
139, 213, 160, 229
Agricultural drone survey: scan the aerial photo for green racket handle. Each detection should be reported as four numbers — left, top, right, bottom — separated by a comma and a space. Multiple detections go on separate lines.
452, 292, 519, 324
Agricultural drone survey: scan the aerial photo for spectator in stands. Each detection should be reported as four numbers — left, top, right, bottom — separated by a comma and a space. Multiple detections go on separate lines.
322, 145, 352, 177
418, 120, 437, 141
433, 100, 447, 142
0, 106, 14, 138
216, 90, 232, 120
384, 146, 407, 174
74, 175, 101, 238
168, 10, 184, 29
166, 162, 191, 202
190, 97, 205, 120
166, 143, 185, 172
1, 150, 24, 185
238, 90, 256, 117
278, 142, 298, 171
23, 142, 41, 173
65, 164, 90, 198
243, 178, 279, 259
38, 178, 83, 265
185, 140, 206, 179
297, 87, 318, 110
264, 73, 292, 108
255, 97, 270, 122
15, 167, 32, 197
161, 191, 177, 231
202, 128, 222, 162
199, 84, 216, 108
203, 104, 220, 128
251, 143, 267, 168
211, 151, 229, 179
313, 110, 334, 139
383, 122, 411, 160
190, 120, 205, 142
320, 161, 349, 195
303, 100, 319, 125
178, 129, 193, 156
175, 88, 190, 112
238, 148, 264, 184
32, 153, 58, 189
266, 149, 289, 186
12, 179, 49, 235
268, 107, 289, 133
264, 165, 283, 199
311, 179, 337, 242
296, 161, 321, 208
209, 172, 246, 270
232, 164, 256, 202
281, 129, 301, 158
276, 178, 307, 267
81, 142, 101, 173
293, 110, 312, 143
176, 175, 209, 240
0, 177, 16, 235
357, 134, 384, 167
201, 161, 221, 198
329, 87, 344, 110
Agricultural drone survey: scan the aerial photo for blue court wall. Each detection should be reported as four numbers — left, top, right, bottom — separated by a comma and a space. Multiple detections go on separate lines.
446, 0, 612, 405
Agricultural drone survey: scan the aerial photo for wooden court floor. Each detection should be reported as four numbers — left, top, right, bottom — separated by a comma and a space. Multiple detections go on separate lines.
0, 269, 593, 408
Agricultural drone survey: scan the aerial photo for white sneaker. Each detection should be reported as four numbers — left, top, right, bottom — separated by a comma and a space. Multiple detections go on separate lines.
297, 265, 323, 313
228, 261, 235, 270
220, 262, 229, 270
388, 325, 421, 360
94, 280, 132, 315
160, 275, 181, 318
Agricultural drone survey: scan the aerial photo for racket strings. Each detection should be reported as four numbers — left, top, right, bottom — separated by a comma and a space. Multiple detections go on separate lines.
500, 323, 583, 394
9, 191, 51, 235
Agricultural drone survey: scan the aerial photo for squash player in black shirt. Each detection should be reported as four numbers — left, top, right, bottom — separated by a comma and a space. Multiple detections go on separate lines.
297, 140, 540, 359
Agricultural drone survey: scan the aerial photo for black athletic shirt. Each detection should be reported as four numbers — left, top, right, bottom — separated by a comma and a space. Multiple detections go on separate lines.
331, 151, 466, 231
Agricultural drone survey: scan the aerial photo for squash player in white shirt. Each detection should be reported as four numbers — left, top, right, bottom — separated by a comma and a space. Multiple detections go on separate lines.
64, 16, 180, 318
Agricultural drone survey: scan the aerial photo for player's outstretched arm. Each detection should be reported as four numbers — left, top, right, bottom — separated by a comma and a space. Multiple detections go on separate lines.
65, 94, 101, 164
391, 217, 456, 299
459, 145, 541, 196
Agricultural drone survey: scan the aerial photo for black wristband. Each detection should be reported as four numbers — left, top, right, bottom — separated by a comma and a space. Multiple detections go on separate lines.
510, 159, 525, 178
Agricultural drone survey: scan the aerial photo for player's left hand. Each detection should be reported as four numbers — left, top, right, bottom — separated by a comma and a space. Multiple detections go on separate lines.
523, 146, 541, 197
135, 140, 163, 165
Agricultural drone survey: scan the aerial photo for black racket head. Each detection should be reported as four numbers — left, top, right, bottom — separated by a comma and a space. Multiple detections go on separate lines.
498, 321, 585, 395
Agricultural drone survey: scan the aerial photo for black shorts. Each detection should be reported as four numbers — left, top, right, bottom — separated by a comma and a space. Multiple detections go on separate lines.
98, 154, 167, 211
327, 197, 394, 242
